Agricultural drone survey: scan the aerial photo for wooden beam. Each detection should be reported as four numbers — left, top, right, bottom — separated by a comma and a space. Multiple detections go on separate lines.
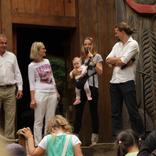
0, 0, 13, 50
12, 14, 76, 28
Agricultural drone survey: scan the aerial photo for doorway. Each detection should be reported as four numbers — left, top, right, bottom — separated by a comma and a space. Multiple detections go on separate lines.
14, 25, 75, 130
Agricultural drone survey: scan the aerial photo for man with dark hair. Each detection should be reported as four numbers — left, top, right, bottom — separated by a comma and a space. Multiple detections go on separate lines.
106, 22, 144, 137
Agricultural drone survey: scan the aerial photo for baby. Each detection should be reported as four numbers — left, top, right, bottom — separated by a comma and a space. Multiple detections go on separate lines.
70, 57, 92, 105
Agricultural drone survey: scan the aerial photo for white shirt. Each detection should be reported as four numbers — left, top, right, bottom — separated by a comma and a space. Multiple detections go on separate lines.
28, 59, 57, 92
125, 151, 138, 156
106, 37, 139, 83
0, 51, 23, 90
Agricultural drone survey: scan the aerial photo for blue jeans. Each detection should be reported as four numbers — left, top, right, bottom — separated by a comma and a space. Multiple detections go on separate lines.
110, 80, 144, 136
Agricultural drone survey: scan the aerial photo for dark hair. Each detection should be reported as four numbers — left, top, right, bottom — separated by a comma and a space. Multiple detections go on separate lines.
115, 22, 135, 35
6, 143, 26, 156
115, 129, 139, 156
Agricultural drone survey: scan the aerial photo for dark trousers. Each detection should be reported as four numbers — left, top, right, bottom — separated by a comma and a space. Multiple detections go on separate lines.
110, 80, 144, 136
73, 86, 99, 134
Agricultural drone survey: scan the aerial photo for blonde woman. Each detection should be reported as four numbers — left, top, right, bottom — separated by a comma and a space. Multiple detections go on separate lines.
73, 37, 103, 145
28, 42, 59, 146
21, 115, 83, 156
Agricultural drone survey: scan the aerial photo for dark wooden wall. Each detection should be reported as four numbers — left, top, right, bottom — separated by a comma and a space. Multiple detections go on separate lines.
0, 0, 76, 50
0, 0, 116, 143
11, 0, 76, 26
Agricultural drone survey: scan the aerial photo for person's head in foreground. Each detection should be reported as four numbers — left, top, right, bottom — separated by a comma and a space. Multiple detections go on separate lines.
115, 129, 139, 156
6, 143, 26, 156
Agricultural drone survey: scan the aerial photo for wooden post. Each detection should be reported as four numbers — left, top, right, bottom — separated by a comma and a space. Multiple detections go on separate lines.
0, 0, 13, 51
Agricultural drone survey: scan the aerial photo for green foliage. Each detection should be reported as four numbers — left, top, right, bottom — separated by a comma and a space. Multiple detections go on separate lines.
47, 55, 66, 90
47, 55, 73, 115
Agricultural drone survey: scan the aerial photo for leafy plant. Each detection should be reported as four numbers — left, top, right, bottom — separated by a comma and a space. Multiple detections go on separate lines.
47, 54, 66, 90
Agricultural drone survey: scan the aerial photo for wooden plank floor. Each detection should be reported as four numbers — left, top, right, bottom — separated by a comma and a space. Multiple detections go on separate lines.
82, 143, 116, 156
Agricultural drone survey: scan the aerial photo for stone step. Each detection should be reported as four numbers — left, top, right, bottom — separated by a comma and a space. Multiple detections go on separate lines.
82, 143, 116, 156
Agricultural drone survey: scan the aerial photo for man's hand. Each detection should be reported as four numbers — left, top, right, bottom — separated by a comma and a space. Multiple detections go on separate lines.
16, 90, 23, 99
121, 58, 135, 69
106, 57, 125, 66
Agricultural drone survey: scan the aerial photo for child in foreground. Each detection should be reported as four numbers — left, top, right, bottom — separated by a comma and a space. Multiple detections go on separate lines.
21, 115, 83, 156
115, 129, 140, 156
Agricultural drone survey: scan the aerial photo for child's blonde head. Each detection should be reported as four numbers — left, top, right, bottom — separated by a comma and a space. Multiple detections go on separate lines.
47, 115, 72, 134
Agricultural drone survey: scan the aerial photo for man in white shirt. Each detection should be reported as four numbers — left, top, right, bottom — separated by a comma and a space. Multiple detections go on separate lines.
106, 22, 144, 137
0, 34, 23, 139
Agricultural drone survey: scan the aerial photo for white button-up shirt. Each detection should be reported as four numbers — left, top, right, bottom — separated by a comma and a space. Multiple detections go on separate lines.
106, 37, 139, 83
0, 51, 23, 90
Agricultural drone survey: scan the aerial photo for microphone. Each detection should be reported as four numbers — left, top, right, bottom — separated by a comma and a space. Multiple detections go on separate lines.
84, 47, 90, 54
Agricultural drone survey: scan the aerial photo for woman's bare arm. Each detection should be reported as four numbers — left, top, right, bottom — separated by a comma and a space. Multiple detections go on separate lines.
95, 62, 103, 75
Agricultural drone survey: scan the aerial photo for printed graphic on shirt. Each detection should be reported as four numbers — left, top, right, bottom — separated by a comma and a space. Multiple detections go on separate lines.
36, 64, 53, 84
